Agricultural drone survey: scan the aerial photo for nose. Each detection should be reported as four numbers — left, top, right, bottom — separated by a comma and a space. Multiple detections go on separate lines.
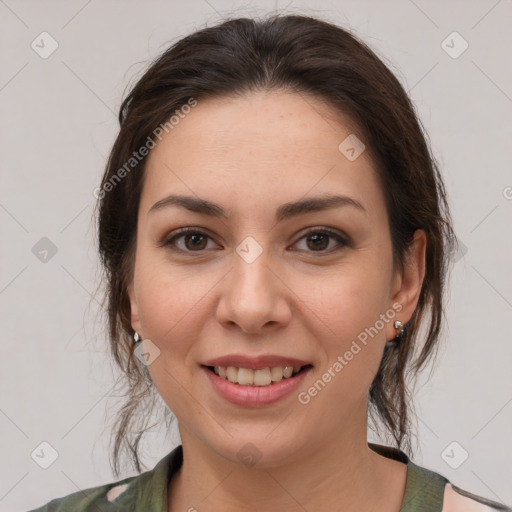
215, 249, 292, 335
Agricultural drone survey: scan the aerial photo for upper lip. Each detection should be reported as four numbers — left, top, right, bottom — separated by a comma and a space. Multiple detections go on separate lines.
201, 354, 312, 370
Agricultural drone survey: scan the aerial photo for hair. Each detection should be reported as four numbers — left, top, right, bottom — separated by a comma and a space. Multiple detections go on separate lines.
96, 13, 457, 477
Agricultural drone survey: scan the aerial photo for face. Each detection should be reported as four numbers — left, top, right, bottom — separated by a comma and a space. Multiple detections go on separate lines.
127, 90, 424, 467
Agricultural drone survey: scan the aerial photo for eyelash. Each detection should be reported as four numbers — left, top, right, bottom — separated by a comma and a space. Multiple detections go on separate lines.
160, 227, 349, 255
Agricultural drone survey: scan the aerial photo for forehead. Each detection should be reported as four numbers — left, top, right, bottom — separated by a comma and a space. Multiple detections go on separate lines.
141, 90, 386, 221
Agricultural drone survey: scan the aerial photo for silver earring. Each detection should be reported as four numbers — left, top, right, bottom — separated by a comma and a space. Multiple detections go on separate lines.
394, 321, 405, 340
134, 332, 141, 344
386, 321, 405, 348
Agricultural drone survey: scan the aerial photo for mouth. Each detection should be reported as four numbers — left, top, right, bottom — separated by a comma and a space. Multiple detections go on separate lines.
202, 364, 313, 387
200, 355, 314, 406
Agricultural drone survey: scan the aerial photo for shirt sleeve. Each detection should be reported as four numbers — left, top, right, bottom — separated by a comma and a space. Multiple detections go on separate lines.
443, 483, 512, 512
26, 478, 136, 512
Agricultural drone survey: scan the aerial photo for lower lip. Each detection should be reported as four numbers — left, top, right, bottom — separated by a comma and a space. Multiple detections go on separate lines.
202, 366, 312, 407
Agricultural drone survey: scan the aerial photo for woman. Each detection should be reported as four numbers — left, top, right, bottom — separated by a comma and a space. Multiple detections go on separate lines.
29, 14, 511, 512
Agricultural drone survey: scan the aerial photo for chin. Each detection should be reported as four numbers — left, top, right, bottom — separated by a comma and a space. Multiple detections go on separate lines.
203, 427, 312, 469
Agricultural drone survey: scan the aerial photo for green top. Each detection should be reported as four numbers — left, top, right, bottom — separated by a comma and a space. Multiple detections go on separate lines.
28, 443, 511, 511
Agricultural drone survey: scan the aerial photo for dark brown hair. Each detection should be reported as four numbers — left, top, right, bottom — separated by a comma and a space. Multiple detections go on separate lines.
96, 13, 456, 477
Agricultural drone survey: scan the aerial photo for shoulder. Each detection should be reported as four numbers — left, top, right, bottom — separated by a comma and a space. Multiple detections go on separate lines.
27, 447, 180, 512
387, 446, 512, 512
27, 476, 138, 511
442, 483, 512, 512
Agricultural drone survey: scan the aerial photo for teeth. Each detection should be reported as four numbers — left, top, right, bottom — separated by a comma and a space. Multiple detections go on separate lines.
270, 366, 283, 382
213, 365, 305, 386
237, 368, 254, 386
254, 368, 272, 386
226, 366, 238, 382
282, 366, 293, 378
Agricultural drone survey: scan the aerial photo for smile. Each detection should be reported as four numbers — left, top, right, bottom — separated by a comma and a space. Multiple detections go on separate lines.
200, 355, 313, 406
206, 365, 310, 386
207, 365, 311, 386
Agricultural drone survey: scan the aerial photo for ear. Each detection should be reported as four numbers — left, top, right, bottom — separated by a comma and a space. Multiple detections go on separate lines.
387, 229, 427, 341
127, 281, 142, 335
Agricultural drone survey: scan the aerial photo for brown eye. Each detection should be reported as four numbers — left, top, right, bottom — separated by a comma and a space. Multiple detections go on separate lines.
162, 228, 218, 252
161, 227, 348, 255
306, 232, 329, 251
293, 229, 348, 253
182, 233, 208, 251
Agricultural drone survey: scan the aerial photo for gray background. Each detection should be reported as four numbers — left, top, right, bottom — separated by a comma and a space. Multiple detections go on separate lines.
0, 0, 511, 510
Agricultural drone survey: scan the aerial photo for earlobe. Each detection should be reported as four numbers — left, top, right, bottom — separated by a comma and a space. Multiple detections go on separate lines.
127, 282, 141, 334
390, 229, 427, 334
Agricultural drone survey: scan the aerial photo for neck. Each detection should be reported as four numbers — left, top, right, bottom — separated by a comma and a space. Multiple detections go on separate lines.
167, 412, 407, 511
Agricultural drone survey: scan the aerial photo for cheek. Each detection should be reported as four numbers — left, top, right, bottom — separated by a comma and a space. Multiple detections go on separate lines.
135, 258, 207, 339
307, 262, 391, 340
132, 261, 215, 403
133, 264, 210, 415
299, 260, 392, 399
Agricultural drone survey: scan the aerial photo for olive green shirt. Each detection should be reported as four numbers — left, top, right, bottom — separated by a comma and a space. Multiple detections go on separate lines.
28, 443, 511, 511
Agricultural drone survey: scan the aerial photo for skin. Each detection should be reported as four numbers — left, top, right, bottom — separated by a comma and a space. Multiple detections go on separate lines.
127, 89, 427, 511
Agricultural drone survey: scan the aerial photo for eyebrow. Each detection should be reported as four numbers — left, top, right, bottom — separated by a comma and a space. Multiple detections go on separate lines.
148, 194, 366, 221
